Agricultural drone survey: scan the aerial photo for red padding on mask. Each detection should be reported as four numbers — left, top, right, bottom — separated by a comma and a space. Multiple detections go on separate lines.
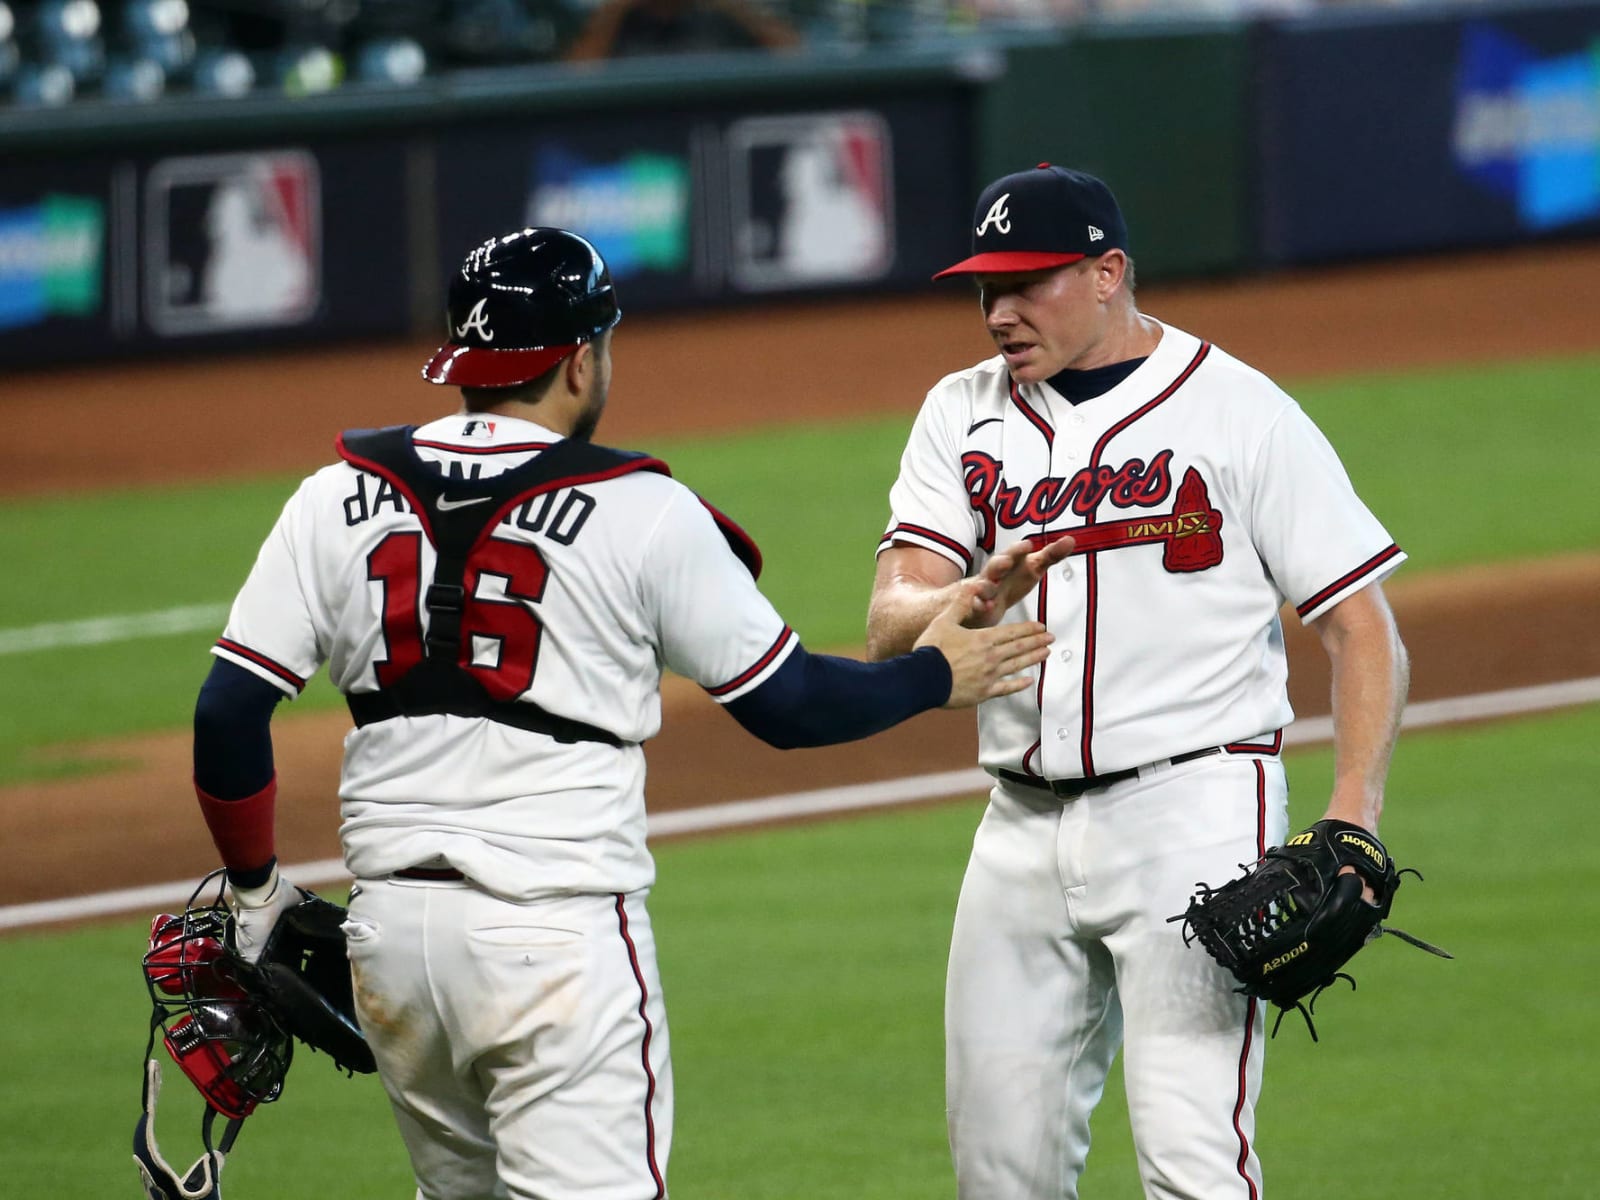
195, 777, 277, 874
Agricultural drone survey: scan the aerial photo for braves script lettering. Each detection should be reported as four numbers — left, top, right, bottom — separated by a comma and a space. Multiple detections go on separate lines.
962, 449, 1174, 550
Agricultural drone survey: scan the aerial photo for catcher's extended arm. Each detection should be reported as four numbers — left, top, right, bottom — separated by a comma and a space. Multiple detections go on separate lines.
1171, 819, 1451, 1039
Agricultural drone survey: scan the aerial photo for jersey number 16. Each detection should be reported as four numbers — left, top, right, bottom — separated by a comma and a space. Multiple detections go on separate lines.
367, 531, 548, 700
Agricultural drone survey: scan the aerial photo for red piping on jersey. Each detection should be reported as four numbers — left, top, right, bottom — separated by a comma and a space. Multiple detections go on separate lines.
410, 439, 553, 456
1034, 569, 1049, 709
1295, 544, 1402, 618
1021, 740, 1042, 776
1076, 343, 1211, 777
880, 523, 974, 570
701, 499, 764, 580
1230, 760, 1269, 1200
1010, 379, 1054, 448
1225, 729, 1283, 755
1078, 553, 1101, 774
1088, 344, 1212, 464
613, 894, 666, 1200
214, 639, 306, 692
706, 626, 794, 698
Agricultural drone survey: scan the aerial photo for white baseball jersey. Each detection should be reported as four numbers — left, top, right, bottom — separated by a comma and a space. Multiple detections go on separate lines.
213, 414, 798, 900
880, 320, 1404, 780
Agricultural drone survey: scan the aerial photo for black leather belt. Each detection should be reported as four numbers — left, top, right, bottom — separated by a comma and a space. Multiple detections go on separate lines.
998, 746, 1223, 799
393, 867, 466, 881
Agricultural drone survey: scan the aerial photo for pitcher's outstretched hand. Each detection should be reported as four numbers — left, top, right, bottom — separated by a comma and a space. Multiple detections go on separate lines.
963, 536, 1076, 628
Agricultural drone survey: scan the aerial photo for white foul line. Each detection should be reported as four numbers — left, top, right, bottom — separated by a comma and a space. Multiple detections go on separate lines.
2, 675, 1596, 933
0, 605, 229, 656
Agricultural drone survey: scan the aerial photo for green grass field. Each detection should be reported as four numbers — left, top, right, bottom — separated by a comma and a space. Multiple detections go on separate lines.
2, 704, 1596, 1197
2, 348, 1596, 1194
2, 351, 1598, 785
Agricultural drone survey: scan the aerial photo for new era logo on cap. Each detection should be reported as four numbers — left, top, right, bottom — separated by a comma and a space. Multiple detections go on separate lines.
935, 163, 1129, 279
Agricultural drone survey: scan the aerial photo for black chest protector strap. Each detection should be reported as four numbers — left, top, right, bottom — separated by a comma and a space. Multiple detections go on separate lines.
336, 425, 667, 746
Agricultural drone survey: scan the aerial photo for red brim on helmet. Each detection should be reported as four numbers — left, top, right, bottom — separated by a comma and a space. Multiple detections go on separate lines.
932, 250, 1087, 280
421, 342, 578, 387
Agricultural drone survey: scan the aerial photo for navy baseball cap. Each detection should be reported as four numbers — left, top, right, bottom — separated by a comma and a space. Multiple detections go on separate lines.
933, 163, 1129, 280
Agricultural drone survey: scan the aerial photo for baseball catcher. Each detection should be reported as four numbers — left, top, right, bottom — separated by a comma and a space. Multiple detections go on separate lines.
1171, 819, 1452, 1039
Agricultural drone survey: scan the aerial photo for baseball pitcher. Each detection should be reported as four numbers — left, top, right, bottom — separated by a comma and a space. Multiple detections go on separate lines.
868, 166, 1414, 1199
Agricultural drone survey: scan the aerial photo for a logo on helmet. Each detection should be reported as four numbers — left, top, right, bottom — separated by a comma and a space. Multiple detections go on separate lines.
454, 297, 495, 343
976, 194, 1012, 237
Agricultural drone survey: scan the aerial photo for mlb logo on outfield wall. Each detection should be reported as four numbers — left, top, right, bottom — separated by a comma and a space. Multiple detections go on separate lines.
0, 195, 104, 331
145, 151, 321, 335
727, 112, 893, 291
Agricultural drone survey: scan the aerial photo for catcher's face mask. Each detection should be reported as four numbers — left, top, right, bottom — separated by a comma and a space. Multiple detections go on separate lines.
135, 872, 293, 1199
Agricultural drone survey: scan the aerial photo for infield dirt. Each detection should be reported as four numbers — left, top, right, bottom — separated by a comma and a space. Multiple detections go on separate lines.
4, 245, 1598, 909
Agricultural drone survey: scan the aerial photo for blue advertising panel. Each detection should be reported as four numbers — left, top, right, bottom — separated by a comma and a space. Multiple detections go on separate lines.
1257, 2, 1600, 263
0, 162, 118, 359
434, 90, 971, 312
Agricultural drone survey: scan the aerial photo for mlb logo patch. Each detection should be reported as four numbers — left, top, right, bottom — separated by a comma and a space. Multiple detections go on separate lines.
461, 419, 497, 438
145, 151, 321, 335
726, 111, 894, 292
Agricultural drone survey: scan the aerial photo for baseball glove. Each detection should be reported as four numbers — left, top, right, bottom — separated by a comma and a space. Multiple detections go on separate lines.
1171, 819, 1451, 1039
231, 890, 378, 1076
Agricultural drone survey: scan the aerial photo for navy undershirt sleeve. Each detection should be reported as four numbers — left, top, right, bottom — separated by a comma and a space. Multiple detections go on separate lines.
723, 644, 953, 749
193, 658, 283, 798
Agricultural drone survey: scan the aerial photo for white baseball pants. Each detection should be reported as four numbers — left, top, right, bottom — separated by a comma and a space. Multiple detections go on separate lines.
343, 879, 671, 1200
946, 753, 1288, 1200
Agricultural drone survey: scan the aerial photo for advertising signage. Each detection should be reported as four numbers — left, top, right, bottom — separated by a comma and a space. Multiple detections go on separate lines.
0, 140, 410, 369
1257, 3, 1600, 263
433, 91, 969, 312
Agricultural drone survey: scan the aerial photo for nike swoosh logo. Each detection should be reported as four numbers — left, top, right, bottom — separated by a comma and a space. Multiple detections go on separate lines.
436, 495, 492, 511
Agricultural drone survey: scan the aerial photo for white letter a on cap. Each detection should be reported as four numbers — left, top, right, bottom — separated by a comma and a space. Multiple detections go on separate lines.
975, 193, 1011, 237
455, 297, 495, 342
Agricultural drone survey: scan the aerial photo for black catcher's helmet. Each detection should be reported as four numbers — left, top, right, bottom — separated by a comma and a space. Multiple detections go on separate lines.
423, 227, 622, 388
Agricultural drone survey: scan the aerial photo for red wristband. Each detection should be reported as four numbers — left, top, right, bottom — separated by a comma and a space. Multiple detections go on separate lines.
195, 776, 277, 874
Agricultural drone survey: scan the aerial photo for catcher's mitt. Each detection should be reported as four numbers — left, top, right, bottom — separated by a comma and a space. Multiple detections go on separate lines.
1171, 819, 1451, 1039
231, 890, 378, 1076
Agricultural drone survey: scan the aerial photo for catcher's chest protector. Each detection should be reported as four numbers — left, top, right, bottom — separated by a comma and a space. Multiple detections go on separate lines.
336, 425, 667, 744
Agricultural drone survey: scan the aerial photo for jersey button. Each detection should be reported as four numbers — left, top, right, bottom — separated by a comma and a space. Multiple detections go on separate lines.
1055, 727, 1069, 740
1058, 648, 1074, 662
